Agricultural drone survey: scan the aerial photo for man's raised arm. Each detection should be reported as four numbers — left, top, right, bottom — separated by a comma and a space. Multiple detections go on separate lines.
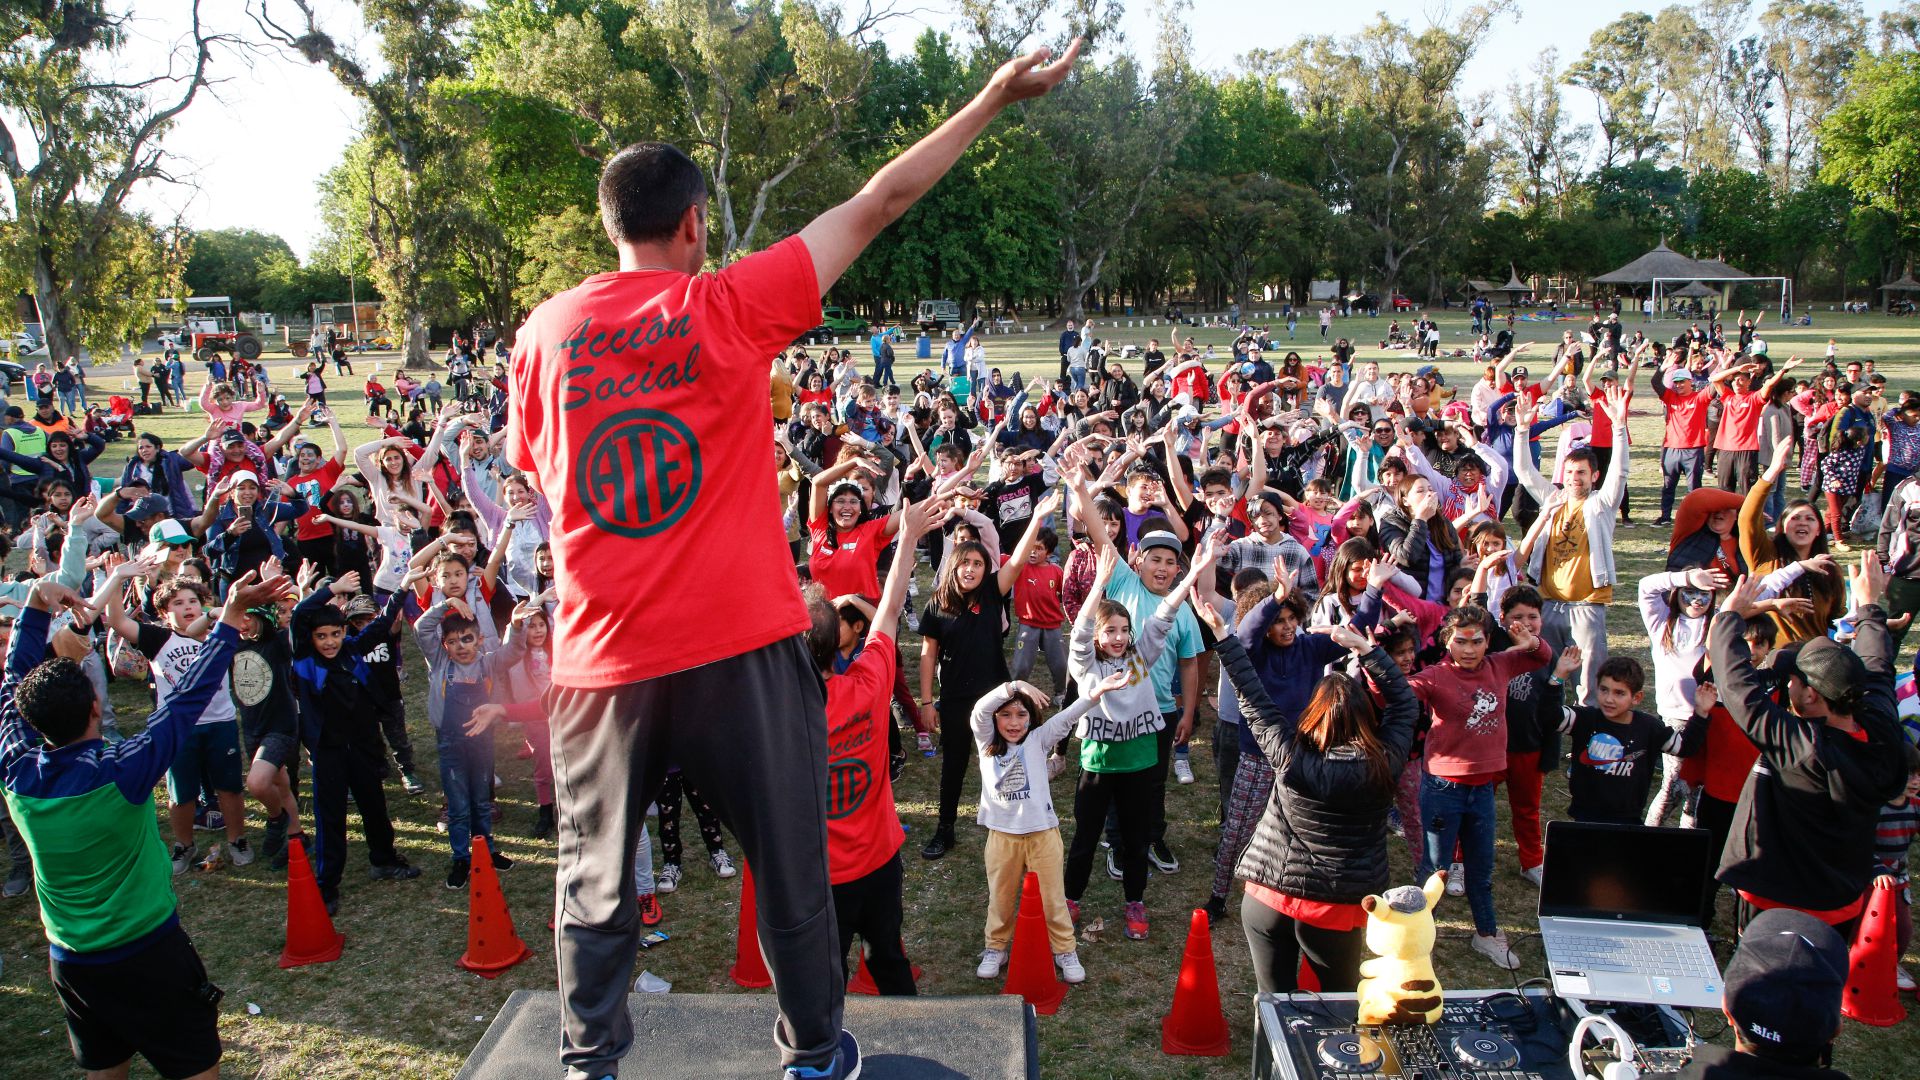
800, 40, 1082, 293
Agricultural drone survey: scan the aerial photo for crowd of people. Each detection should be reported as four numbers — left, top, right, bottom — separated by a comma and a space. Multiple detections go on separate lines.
0, 42, 1910, 1080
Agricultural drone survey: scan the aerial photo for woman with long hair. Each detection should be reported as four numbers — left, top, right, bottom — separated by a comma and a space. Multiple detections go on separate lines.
1195, 594, 1417, 993
1374, 474, 1461, 601
1739, 434, 1846, 643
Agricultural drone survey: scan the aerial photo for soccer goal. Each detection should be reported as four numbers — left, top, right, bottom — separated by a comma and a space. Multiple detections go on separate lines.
1645, 276, 1794, 323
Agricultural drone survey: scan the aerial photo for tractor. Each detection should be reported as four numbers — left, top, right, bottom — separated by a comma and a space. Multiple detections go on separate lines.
186, 314, 262, 364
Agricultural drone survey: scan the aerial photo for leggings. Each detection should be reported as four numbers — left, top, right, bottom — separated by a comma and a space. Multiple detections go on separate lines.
1064, 765, 1153, 904
1240, 892, 1366, 994
1825, 491, 1854, 540
936, 697, 978, 831
657, 771, 726, 866
1210, 756, 1276, 902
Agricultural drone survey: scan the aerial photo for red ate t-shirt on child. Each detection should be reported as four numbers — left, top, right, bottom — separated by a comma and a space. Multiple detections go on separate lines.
809, 515, 890, 600
1013, 560, 1065, 630
825, 632, 904, 884
507, 236, 820, 686
288, 457, 345, 541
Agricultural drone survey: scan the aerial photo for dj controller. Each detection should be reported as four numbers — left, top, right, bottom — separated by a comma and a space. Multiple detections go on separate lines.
1255, 989, 1579, 1080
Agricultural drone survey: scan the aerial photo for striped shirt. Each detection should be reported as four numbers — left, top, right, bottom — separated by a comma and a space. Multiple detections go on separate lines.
1874, 799, 1920, 884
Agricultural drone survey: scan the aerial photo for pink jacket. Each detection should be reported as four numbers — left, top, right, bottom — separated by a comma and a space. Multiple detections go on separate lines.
200, 380, 268, 428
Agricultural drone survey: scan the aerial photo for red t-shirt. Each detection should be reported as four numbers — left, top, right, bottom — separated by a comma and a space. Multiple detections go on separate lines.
1588, 395, 1630, 449
1713, 388, 1766, 452
1013, 561, 1065, 630
507, 236, 820, 686
825, 633, 903, 884
1700, 705, 1761, 804
288, 458, 345, 541
808, 515, 889, 601
1408, 640, 1552, 779
1170, 365, 1210, 403
1243, 880, 1368, 931
1659, 385, 1713, 449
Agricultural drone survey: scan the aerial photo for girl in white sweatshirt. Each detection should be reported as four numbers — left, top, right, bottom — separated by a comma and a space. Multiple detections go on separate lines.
969, 673, 1127, 985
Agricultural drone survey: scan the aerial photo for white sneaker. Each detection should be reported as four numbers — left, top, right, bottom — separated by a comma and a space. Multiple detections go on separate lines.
1899, 966, 1916, 992
1447, 862, 1466, 896
975, 948, 1007, 979
1055, 951, 1086, 984
229, 837, 254, 867
656, 863, 682, 894
710, 849, 737, 879
1172, 756, 1195, 785
1472, 931, 1520, 970
1519, 865, 1543, 888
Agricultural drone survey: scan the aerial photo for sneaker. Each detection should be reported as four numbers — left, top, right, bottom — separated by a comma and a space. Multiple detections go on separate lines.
1123, 901, 1149, 941
783, 1029, 861, 1080
371, 859, 421, 881
446, 859, 471, 890
1172, 756, 1195, 785
3, 866, 28, 898
1650, 518, 1674, 528
1148, 840, 1180, 873
489, 847, 513, 873
1447, 862, 1466, 896
1472, 931, 1521, 970
1106, 848, 1123, 880
401, 770, 425, 796
975, 948, 1007, 979
919, 827, 954, 860
1898, 966, 1916, 992
195, 843, 224, 872
229, 837, 254, 867
916, 732, 935, 757
532, 804, 555, 841
436, 805, 449, 834
1202, 895, 1227, 925
1055, 950, 1087, 984
639, 892, 664, 927
193, 808, 224, 833
709, 849, 737, 879
1519, 864, 1543, 888
657, 863, 683, 894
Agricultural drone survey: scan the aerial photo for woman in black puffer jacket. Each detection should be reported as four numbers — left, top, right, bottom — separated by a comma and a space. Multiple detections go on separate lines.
1196, 600, 1419, 994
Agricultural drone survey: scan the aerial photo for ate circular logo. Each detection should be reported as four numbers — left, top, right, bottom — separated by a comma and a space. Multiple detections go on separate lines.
573, 408, 702, 538
826, 758, 872, 820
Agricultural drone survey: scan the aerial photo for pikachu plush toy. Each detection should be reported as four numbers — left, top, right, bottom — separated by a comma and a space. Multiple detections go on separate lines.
1355, 871, 1448, 1025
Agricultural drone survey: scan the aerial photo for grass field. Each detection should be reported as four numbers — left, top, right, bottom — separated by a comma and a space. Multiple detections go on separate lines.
4, 308, 1920, 1078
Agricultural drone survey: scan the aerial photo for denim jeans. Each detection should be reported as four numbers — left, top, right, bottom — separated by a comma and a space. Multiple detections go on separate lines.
1421, 774, 1498, 936
58, 389, 77, 415
1660, 447, 1705, 520
631, 822, 656, 895
437, 728, 495, 861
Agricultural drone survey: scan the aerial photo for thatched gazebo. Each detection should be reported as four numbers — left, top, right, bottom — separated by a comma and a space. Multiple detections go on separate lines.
1880, 272, 1920, 313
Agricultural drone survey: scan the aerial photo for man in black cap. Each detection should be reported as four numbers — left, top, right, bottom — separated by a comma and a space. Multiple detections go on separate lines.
1677, 907, 1851, 1078
1708, 554, 1909, 936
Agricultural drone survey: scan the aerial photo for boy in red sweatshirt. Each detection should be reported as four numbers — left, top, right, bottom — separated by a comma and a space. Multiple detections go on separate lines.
1407, 604, 1549, 970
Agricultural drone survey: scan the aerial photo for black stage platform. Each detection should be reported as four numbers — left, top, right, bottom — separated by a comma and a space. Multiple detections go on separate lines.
457, 991, 1040, 1079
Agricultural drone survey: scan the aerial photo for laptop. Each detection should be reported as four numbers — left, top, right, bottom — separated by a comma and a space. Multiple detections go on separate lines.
1537, 821, 1725, 1009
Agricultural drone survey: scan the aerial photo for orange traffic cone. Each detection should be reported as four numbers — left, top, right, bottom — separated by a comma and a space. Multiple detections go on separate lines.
279, 836, 343, 968
1297, 956, 1321, 992
1842, 880, 1908, 1026
457, 837, 533, 978
1001, 872, 1066, 1015
730, 861, 773, 988
847, 941, 924, 995
1161, 908, 1231, 1056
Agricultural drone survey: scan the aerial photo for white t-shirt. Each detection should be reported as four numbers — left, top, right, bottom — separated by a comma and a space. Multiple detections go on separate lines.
135, 624, 236, 727
373, 525, 414, 593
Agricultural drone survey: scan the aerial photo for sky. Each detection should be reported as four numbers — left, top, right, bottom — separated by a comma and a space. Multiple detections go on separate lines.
64, 0, 1903, 263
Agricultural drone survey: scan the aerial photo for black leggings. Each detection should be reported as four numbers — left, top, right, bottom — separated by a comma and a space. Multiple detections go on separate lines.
658, 771, 726, 865
1064, 765, 1153, 903
936, 698, 977, 831
1240, 892, 1366, 994
831, 851, 916, 995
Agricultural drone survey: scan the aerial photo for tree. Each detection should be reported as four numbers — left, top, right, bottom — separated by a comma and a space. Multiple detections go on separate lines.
183, 229, 296, 310
254, 248, 353, 317
255, 0, 469, 368
1819, 51, 1920, 253
1270, 4, 1507, 296
1648, 4, 1734, 173
1759, 0, 1865, 190
1498, 49, 1587, 209
1723, 35, 1778, 172
1565, 12, 1663, 169
0, 2, 225, 363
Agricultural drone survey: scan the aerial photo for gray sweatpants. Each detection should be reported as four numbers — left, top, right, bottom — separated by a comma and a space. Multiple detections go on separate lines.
1541, 599, 1608, 707
1009, 624, 1068, 692
548, 635, 840, 1080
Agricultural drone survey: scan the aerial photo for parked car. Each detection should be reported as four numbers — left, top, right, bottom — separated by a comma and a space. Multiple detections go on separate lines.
1391, 293, 1416, 311
0, 360, 25, 386
819, 307, 867, 334
1, 331, 46, 360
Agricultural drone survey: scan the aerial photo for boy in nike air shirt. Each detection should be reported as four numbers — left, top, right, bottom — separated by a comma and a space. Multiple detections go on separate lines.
1551, 654, 1706, 824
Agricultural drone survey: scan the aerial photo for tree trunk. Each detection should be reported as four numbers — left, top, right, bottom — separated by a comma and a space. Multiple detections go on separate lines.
403, 309, 430, 369
30, 253, 79, 366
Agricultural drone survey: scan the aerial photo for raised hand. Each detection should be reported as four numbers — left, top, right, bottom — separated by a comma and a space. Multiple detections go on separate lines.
1694, 681, 1719, 716
1011, 680, 1052, 709
1722, 574, 1761, 617
225, 570, 295, 621
1365, 557, 1398, 590
1683, 567, 1730, 592
1765, 435, 1795, 480
1190, 587, 1227, 636
1089, 668, 1132, 700
465, 703, 505, 737
1852, 549, 1889, 608
1553, 645, 1582, 680
1308, 623, 1370, 652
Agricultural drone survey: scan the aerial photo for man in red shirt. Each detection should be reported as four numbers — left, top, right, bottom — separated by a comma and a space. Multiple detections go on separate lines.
507, 43, 1081, 1080
1655, 365, 1713, 526
1709, 360, 1770, 495
811, 499, 934, 996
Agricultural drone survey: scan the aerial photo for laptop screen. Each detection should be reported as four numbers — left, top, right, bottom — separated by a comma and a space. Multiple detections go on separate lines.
1538, 822, 1712, 926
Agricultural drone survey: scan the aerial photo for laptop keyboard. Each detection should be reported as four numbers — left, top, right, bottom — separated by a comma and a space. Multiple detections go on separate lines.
1548, 933, 1719, 979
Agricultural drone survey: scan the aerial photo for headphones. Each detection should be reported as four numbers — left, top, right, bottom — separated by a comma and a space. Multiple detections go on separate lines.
1568, 1015, 1640, 1080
